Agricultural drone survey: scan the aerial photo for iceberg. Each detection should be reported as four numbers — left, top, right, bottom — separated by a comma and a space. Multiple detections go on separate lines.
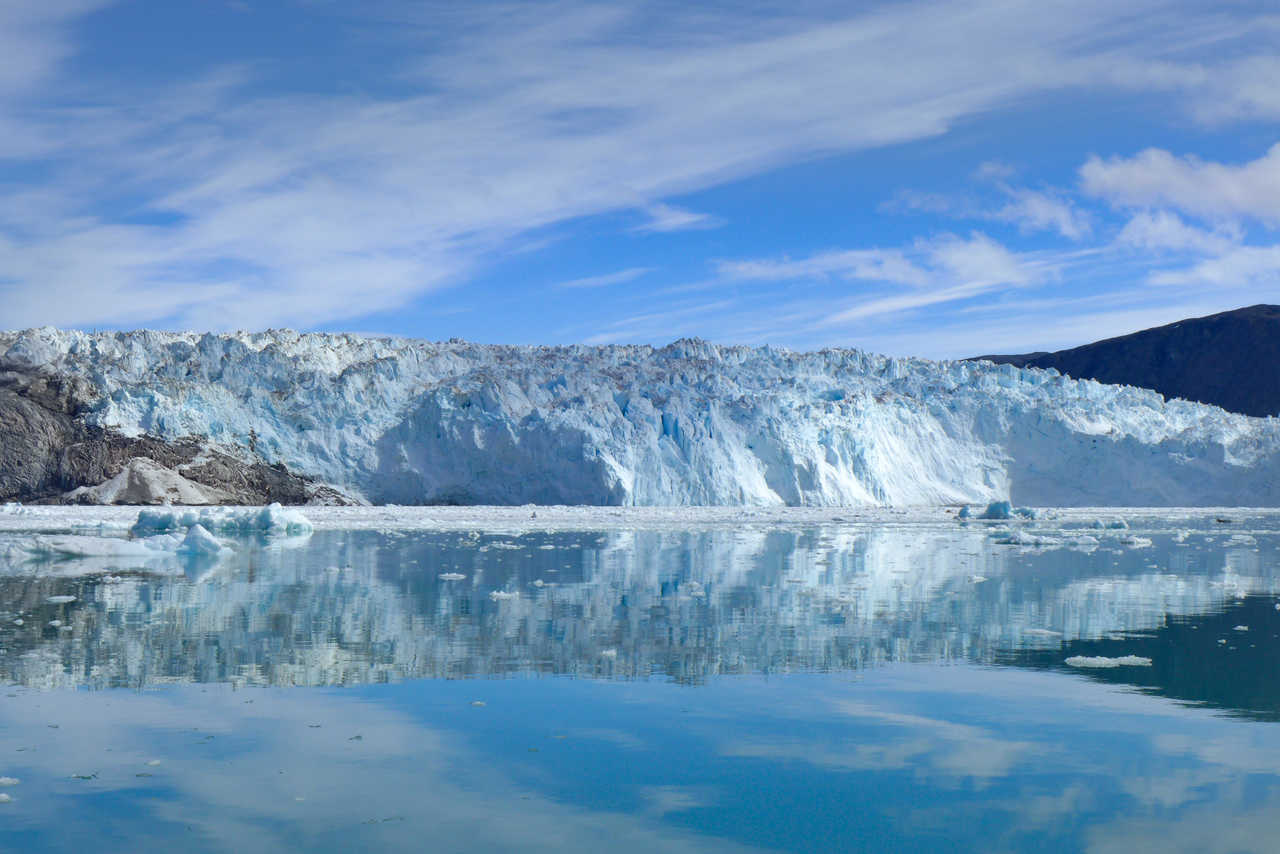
131, 503, 313, 537
1065, 655, 1153, 668
176, 524, 229, 557
4, 328, 1280, 507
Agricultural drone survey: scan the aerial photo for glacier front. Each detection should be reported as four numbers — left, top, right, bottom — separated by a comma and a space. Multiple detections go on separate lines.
2, 327, 1278, 507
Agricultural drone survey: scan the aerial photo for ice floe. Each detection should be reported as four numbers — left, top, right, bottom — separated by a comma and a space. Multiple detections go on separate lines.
1065, 655, 1153, 668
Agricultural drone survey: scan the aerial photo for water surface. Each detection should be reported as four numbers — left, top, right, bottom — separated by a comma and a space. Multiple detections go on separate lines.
2, 510, 1278, 852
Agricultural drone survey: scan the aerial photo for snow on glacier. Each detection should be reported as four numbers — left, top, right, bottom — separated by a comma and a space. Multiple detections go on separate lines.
3, 327, 1279, 506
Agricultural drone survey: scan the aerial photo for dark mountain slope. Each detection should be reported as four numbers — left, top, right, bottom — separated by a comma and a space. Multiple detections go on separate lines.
971, 304, 1280, 417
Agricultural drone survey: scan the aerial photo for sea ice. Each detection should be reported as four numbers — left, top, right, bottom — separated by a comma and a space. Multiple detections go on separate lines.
1065, 655, 1153, 668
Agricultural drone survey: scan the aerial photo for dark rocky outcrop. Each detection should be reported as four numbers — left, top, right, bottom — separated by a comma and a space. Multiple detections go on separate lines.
971, 304, 1280, 417
0, 366, 349, 505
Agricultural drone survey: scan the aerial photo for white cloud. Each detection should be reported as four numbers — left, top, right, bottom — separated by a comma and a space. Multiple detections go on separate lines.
993, 186, 1091, 240
1080, 144, 1280, 225
1115, 210, 1238, 254
554, 267, 652, 289
928, 232, 1040, 287
1, 0, 1277, 330
1149, 244, 1280, 288
717, 232, 1045, 329
886, 179, 1089, 241
634, 203, 721, 233
717, 249, 932, 288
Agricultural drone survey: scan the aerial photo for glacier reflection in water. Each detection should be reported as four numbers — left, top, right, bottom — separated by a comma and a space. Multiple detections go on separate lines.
2, 517, 1277, 692
3, 515, 1280, 853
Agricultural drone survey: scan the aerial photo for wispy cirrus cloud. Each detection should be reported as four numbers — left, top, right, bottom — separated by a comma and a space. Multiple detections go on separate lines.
554, 267, 653, 289
634, 203, 722, 233
1, 0, 1278, 337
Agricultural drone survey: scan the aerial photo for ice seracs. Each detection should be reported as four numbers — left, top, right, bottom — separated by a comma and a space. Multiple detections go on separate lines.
4, 328, 1280, 507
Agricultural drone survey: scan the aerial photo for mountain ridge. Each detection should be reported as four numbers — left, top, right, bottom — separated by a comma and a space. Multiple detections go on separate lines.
971, 304, 1280, 417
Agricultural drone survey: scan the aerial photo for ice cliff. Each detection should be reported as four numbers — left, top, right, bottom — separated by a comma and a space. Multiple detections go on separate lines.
2, 327, 1278, 506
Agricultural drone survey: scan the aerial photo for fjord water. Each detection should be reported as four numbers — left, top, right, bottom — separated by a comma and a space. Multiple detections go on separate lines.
3, 513, 1280, 853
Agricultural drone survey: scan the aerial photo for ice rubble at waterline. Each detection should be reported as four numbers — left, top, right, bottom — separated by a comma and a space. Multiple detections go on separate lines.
0, 504, 312, 577
3, 328, 1279, 506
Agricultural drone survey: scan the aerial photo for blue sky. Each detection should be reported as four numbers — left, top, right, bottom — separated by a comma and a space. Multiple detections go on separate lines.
1, 0, 1278, 358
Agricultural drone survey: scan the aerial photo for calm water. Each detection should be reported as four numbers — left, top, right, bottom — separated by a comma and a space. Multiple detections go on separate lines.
2, 514, 1280, 852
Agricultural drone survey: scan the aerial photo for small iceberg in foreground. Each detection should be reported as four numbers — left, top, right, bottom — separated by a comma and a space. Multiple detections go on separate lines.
131, 503, 313, 537
969, 501, 1038, 520
1065, 655, 1153, 668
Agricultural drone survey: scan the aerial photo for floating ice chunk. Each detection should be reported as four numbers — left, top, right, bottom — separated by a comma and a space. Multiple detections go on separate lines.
968, 574, 988, 583
978, 501, 1014, 520
46, 595, 77, 604
176, 525, 227, 556
0, 777, 19, 786
1234, 625, 1249, 632
1, 502, 27, 516
1119, 535, 1153, 548
0, 793, 10, 803
47, 620, 62, 628
600, 649, 618, 659
1092, 518, 1129, 530
993, 530, 1060, 547
131, 503, 312, 537
488, 590, 518, 601
438, 572, 465, 581
975, 501, 1037, 520
131, 508, 200, 534
22, 534, 181, 559
957, 505, 971, 520
1065, 655, 1152, 668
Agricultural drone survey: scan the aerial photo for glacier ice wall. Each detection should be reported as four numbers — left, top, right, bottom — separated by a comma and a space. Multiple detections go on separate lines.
2, 327, 1278, 506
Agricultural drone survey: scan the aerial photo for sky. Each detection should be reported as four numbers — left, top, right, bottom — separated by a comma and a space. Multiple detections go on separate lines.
0, 0, 1278, 358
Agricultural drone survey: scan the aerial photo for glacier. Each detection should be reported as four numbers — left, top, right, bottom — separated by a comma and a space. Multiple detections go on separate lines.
2, 326, 1279, 507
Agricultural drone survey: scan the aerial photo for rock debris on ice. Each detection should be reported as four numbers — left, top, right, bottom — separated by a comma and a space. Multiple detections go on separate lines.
64, 458, 233, 505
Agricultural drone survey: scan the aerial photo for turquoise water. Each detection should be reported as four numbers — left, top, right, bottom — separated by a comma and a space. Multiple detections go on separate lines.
2, 516, 1279, 852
